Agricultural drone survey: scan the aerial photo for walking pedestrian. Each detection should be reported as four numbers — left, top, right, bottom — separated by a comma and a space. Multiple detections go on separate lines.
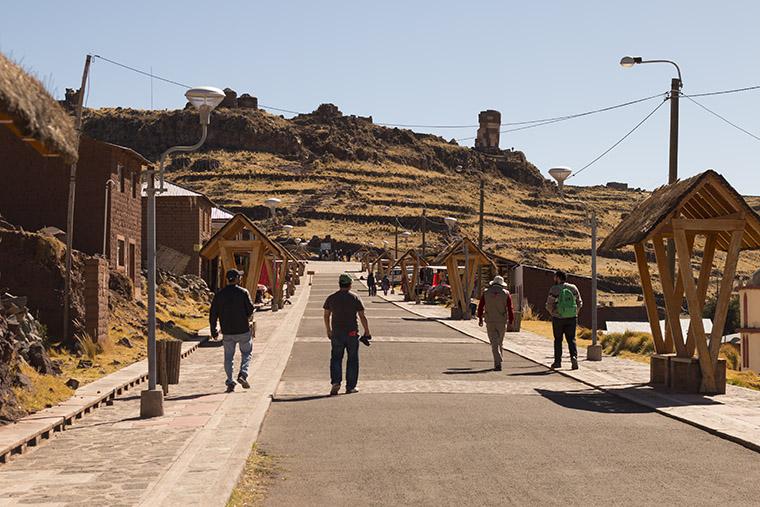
209, 269, 255, 392
545, 270, 583, 370
477, 275, 514, 371
367, 271, 377, 296
380, 275, 390, 296
324, 274, 371, 395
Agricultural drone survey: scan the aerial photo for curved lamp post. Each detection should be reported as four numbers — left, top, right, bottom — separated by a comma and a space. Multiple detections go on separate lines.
141, 86, 225, 418
549, 167, 602, 362
621, 55, 682, 275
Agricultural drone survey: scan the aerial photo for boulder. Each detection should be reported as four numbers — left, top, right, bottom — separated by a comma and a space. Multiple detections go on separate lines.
238, 93, 258, 109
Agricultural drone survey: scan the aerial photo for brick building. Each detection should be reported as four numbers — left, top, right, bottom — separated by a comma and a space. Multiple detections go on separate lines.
512, 264, 593, 328
142, 181, 214, 276
0, 131, 147, 295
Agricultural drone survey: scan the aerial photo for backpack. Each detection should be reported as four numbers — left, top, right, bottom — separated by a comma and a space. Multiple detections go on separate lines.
556, 285, 577, 318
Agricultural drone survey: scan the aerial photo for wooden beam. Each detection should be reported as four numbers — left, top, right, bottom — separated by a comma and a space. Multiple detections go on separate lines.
671, 218, 746, 232
653, 234, 686, 355
674, 228, 716, 392
634, 242, 667, 353
708, 228, 744, 364
685, 234, 717, 356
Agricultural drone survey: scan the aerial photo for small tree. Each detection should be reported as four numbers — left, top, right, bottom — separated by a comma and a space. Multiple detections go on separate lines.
702, 294, 740, 336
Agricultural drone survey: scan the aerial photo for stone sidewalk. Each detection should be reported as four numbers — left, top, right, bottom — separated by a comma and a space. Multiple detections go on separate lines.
0, 278, 311, 506
356, 277, 760, 453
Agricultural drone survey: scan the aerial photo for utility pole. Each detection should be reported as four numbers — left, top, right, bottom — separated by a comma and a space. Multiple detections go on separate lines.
666, 76, 681, 276
421, 207, 427, 258
394, 220, 399, 260
63, 54, 91, 343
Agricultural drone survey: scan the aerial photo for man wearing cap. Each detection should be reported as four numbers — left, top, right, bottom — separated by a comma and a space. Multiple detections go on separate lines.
210, 269, 255, 392
323, 273, 371, 395
477, 275, 515, 371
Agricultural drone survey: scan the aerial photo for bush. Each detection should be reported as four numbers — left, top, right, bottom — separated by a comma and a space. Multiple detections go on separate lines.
600, 331, 654, 356
703, 294, 740, 335
521, 303, 539, 321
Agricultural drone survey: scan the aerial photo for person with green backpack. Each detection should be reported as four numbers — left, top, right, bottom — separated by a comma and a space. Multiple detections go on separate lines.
546, 270, 583, 370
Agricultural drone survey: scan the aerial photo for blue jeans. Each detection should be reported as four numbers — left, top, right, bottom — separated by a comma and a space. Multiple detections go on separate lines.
223, 331, 253, 386
330, 333, 359, 389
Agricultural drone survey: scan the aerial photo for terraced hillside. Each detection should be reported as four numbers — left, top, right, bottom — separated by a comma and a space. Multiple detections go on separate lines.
82, 105, 760, 304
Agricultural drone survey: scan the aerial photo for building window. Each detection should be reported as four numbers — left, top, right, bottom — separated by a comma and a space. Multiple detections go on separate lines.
128, 241, 136, 282
118, 164, 126, 193
117, 238, 126, 267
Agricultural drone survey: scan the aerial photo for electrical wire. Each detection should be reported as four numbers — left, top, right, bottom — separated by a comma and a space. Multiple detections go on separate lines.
683, 84, 760, 99
455, 92, 668, 141
569, 97, 668, 179
92, 54, 192, 88
685, 95, 760, 142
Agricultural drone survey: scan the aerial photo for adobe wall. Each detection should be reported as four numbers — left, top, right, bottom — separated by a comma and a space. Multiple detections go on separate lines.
515, 265, 592, 328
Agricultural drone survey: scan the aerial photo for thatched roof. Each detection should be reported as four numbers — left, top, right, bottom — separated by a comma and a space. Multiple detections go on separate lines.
599, 170, 760, 253
390, 249, 429, 270
432, 236, 497, 268
0, 52, 78, 163
200, 213, 288, 260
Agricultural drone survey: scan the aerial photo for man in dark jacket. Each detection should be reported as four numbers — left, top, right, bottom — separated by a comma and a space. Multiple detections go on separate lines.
210, 269, 255, 392
545, 270, 583, 370
324, 274, 371, 395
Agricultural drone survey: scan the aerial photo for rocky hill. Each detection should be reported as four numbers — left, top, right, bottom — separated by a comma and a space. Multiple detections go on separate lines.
81, 104, 760, 305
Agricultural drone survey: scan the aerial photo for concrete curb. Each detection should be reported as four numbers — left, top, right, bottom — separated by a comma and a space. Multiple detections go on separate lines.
362, 280, 760, 454
0, 341, 200, 464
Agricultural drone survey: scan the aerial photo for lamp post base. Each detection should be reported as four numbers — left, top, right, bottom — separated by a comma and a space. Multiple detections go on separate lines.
586, 344, 603, 361
140, 388, 164, 418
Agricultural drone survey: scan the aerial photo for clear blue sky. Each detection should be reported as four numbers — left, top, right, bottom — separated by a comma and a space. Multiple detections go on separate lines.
3, 1, 759, 193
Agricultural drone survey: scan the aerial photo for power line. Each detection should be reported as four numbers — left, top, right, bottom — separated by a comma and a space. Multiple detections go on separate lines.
569, 97, 668, 179
92, 54, 192, 88
685, 96, 760, 142
683, 84, 760, 99
455, 92, 668, 141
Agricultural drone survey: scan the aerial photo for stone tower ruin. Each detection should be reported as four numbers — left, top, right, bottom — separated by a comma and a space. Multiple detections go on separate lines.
475, 109, 501, 152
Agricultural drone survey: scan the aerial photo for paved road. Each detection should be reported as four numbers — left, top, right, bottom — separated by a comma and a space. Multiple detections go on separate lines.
258, 271, 760, 506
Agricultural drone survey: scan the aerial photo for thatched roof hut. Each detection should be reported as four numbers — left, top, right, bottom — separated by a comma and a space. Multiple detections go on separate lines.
599, 169, 760, 254
0, 52, 78, 163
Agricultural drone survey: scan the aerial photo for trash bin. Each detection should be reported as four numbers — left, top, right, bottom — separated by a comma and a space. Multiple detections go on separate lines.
157, 338, 182, 394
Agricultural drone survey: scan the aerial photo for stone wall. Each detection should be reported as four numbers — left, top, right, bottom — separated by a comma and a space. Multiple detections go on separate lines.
83, 257, 109, 343
475, 110, 501, 152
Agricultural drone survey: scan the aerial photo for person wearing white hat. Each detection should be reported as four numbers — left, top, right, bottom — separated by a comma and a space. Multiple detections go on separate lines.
477, 275, 514, 371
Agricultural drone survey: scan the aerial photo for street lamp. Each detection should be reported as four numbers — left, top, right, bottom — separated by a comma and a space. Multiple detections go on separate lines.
141, 85, 224, 418
282, 224, 293, 237
549, 167, 602, 362
620, 55, 682, 274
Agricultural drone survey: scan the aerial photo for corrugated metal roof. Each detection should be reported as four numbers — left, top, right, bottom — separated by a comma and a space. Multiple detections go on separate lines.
141, 181, 202, 197
212, 207, 234, 220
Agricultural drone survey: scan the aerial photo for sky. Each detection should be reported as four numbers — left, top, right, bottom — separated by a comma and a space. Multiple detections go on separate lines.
2, 0, 759, 193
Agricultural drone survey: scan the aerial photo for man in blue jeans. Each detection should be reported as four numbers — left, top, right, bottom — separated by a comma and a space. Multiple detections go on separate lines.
323, 274, 371, 395
210, 269, 255, 392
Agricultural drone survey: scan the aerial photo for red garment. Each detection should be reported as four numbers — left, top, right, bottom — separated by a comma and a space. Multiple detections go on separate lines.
477, 291, 515, 324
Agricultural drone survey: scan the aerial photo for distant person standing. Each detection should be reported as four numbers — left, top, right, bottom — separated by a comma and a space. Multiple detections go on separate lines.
546, 270, 583, 370
209, 269, 255, 392
477, 275, 514, 371
380, 275, 390, 296
323, 274, 371, 395
366, 271, 377, 296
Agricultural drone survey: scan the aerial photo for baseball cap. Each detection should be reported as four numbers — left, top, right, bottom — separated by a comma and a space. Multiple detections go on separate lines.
226, 269, 244, 281
339, 273, 353, 286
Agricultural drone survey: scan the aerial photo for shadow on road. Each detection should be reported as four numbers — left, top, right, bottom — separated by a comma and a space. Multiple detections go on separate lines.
272, 394, 333, 403
535, 388, 655, 414
509, 370, 556, 377
443, 367, 494, 375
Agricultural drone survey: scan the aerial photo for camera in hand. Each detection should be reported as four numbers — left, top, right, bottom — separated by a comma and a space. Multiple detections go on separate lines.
360, 334, 372, 347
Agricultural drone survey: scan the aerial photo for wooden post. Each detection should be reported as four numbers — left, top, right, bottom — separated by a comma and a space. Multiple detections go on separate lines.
653, 235, 686, 356
634, 242, 666, 353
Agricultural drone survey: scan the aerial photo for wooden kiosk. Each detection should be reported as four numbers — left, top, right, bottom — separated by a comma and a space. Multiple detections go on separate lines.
434, 237, 496, 320
599, 170, 760, 394
200, 214, 293, 311
370, 249, 396, 278
389, 249, 429, 302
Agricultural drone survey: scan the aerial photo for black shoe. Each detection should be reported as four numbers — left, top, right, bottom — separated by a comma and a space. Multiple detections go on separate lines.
238, 375, 250, 389
494, 364, 502, 371
571, 358, 579, 370
550, 362, 561, 369
226, 383, 236, 393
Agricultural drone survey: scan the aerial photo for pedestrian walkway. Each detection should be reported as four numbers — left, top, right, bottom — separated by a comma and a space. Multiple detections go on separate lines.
0, 276, 311, 506
382, 293, 760, 453
256, 267, 760, 506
